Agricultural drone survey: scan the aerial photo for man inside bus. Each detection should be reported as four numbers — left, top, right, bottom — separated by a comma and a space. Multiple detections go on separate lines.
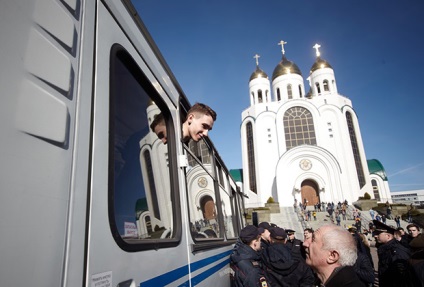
150, 112, 168, 144
182, 102, 216, 143
150, 103, 217, 144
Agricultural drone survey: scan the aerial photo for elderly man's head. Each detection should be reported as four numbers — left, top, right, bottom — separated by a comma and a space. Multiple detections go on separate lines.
303, 224, 357, 273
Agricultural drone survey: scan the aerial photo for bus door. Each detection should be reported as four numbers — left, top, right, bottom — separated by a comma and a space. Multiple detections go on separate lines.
87, 2, 187, 286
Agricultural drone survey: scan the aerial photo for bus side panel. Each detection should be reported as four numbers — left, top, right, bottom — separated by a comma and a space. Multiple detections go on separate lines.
87, 2, 191, 286
0, 0, 91, 286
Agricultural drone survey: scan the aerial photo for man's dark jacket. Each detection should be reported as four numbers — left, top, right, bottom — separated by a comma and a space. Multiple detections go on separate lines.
261, 242, 314, 287
230, 240, 271, 287
324, 266, 365, 287
377, 238, 419, 287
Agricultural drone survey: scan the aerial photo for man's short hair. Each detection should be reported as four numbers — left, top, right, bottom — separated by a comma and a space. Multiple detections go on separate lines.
186, 103, 217, 121
150, 113, 165, 131
240, 225, 264, 244
258, 222, 272, 230
304, 228, 313, 233
321, 225, 357, 266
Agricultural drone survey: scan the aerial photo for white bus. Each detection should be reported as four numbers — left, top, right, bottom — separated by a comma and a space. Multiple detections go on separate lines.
0, 0, 246, 286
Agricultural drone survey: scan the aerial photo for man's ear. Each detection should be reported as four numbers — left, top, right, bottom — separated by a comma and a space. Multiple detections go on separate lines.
327, 250, 340, 264
187, 113, 194, 124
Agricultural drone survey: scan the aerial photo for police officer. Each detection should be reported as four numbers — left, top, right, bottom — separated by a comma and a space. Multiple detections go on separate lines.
373, 220, 419, 287
285, 229, 305, 262
230, 225, 271, 287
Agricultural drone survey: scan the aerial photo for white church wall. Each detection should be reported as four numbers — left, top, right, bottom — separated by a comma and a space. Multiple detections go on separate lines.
249, 77, 271, 105
275, 145, 345, 206
275, 99, 322, 155
272, 73, 304, 101
253, 111, 279, 204
309, 67, 337, 96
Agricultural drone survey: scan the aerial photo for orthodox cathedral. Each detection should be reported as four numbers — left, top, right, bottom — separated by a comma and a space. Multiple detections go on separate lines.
238, 41, 392, 208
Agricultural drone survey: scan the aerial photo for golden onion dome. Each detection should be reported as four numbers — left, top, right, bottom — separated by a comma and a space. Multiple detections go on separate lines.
310, 57, 333, 74
249, 66, 269, 81
272, 55, 302, 81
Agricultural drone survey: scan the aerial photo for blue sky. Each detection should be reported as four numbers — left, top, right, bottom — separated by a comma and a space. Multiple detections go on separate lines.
134, 0, 424, 192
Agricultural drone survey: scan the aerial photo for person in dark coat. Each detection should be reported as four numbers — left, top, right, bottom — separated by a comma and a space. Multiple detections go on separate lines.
373, 220, 419, 287
230, 225, 271, 287
303, 224, 365, 287
285, 229, 306, 261
258, 222, 272, 250
261, 227, 314, 287
409, 233, 424, 286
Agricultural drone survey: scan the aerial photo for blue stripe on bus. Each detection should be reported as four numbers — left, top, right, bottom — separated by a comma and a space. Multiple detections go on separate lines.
140, 249, 232, 287
178, 257, 230, 286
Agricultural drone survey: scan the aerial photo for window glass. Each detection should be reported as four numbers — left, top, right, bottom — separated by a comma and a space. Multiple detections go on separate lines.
110, 47, 175, 245
185, 139, 222, 240
246, 122, 257, 193
346, 112, 366, 188
284, 106, 317, 149
219, 174, 237, 239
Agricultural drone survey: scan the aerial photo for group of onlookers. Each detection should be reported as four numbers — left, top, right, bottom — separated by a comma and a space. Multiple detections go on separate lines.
230, 218, 424, 286
231, 222, 365, 286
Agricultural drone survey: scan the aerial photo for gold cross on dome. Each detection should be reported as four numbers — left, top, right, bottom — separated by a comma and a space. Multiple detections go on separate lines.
278, 40, 287, 55
253, 54, 260, 66
313, 43, 321, 57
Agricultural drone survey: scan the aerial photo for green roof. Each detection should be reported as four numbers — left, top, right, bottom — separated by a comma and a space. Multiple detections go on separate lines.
230, 169, 243, 182
367, 159, 388, 181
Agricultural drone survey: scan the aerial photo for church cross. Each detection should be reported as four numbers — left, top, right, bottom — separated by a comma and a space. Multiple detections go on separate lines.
313, 43, 321, 57
253, 54, 260, 66
278, 40, 287, 55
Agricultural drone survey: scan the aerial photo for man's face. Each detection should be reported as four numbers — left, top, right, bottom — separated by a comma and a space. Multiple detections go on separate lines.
252, 236, 262, 251
154, 123, 167, 144
288, 233, 295, 241
187, 113, 214, 142
304, 230, 312, 240
303, 227, 329, 270
376, 232, 392, 244
408, 227, 420, 238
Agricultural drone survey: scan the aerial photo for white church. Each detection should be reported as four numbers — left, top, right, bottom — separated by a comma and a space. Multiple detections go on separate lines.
238, 41, 392, 208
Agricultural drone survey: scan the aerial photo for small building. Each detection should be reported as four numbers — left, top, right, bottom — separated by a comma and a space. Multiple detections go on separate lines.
391, 189, 424, 206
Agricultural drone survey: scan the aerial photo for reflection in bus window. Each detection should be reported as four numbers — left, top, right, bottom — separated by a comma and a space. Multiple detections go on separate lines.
185, 139, 221, 240
219, 174, 237, 239
110, 48, 174, 243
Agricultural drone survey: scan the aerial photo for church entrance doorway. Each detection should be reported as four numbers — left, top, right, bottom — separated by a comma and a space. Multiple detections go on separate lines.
301, 180, 320, 206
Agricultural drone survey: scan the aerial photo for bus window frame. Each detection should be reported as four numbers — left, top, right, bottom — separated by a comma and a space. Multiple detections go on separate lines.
108, 44, 181, 252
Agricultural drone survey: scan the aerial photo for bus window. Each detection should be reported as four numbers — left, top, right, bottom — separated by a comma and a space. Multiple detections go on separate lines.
218, 172, 237, 239
184, 139, 222, 240
109, 45, 177, 247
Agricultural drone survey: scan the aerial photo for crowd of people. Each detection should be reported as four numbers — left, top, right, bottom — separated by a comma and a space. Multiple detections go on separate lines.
230, 216, 424, 286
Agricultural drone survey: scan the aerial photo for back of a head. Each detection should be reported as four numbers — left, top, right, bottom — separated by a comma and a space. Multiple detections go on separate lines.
321, 225, 357, 266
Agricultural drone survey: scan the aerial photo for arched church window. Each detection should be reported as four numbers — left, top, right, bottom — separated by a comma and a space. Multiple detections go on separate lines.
299, 85, 303, 98
287, 84, 293, 99
323, 80, 329, 92
371, 179, 380, 200
346, 112, 366, 188
315, 82, 321, 95
246, 122, 257, 193
277, 88, 281, 101
251, 91, 255, 104
258, 90, 263, 103
283, 107, 317, 150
